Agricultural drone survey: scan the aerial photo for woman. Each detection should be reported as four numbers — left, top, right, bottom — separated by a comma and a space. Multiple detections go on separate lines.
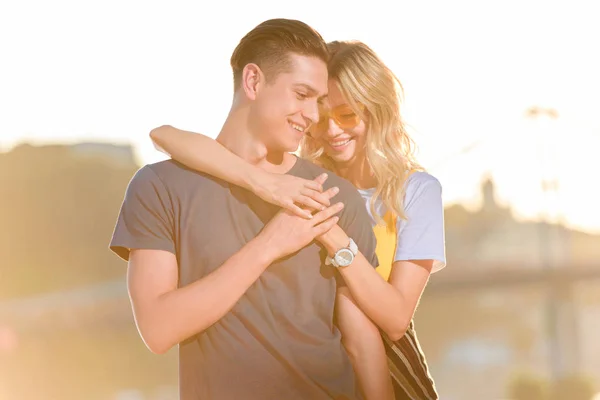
151, 40, 446, 400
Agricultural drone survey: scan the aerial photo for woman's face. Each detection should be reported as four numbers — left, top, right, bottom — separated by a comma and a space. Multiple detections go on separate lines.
311, 80, 367, 166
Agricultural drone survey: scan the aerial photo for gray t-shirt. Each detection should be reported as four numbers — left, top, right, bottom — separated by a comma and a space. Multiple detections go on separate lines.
109, 157, 378, 400
358, 171, 446, 273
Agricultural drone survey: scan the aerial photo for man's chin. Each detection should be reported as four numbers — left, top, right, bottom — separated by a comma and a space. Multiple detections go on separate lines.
282, 140, 301, 154
265, 141, 300, 156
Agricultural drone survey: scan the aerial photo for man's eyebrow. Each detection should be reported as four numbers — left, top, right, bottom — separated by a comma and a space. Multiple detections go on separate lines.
295, 83, 328, 102
295, 83, 316, 92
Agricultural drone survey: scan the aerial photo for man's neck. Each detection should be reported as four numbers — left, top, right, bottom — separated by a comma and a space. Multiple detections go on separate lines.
216, 106, 295, 174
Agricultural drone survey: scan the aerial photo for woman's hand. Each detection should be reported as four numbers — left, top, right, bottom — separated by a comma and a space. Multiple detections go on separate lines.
250, 171, 338, 219
317, 224, 351, 257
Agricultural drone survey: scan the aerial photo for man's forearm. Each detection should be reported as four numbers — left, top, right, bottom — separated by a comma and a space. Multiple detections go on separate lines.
348, 338, 394, 400
139, 236, 275, 354
336, 287, 395, 400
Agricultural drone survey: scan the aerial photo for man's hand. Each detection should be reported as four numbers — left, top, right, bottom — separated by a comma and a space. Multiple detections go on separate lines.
258, 202, 344, 261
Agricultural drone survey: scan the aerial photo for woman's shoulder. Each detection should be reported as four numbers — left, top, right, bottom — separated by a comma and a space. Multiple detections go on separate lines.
407, 171, 441, 189
403, 171, 442, 206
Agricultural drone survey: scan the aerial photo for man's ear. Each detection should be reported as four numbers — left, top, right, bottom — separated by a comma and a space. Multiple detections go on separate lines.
241, 63, 264, 101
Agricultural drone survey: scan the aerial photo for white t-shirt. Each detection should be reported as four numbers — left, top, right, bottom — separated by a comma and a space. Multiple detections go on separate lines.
357, 171, 447, 273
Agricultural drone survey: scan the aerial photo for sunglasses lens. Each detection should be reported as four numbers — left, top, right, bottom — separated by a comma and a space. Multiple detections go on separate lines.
313, 104, 364, 133
333, 105, 360, 129
337, 115, 359, 129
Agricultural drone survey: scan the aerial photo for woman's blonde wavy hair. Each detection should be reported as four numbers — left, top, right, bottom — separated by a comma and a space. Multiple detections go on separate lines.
299, 40, 422, 222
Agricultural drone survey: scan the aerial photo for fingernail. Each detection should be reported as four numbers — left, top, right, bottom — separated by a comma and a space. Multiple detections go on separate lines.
332, 187, 339, 194
321, 173, 328, 179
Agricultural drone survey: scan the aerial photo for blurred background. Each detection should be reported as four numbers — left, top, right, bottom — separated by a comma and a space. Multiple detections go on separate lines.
1, 0, 599, 399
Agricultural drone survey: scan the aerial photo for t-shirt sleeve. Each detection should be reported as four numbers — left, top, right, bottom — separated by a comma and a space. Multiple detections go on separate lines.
394, 174, 446, 273
335, 181, 379, 269
109, 165, 176, 262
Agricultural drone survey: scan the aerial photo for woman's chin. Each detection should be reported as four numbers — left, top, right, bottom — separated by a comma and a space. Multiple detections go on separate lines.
327, 152, 355, 165
325, 143, 357, 164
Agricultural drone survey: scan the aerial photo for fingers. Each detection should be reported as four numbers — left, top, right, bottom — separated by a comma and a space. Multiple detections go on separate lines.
296, 195, 327, 212
313, 216, 339, 236
311, 202, 344, 226
300, 188, 332, 208
286, 201, 314, 220
321, 186, 339, 201
312, 173, 329, 189
304, 180, 324, 192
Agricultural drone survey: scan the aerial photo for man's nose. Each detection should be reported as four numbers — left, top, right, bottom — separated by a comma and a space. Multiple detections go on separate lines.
304, 101, 320, 126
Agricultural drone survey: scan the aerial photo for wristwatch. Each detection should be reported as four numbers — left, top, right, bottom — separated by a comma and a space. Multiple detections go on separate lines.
325, 238, 358, 268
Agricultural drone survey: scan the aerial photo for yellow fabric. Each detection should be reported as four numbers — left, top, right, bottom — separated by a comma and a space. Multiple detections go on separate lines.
374, 209, 397, 281
373, 171, 415, 281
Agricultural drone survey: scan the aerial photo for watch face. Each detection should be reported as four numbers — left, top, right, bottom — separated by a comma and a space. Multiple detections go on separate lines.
335, 249, 354, 267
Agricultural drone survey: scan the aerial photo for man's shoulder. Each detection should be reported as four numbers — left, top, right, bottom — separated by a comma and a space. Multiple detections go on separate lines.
142, 159, 195, 178
134, 159, 221, 190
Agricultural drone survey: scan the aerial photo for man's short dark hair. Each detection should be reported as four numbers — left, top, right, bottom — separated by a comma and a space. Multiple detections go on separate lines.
230, 19, 329, 90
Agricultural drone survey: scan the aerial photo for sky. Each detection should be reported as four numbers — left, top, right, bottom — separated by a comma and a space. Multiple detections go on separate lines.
1, 0, 599, 233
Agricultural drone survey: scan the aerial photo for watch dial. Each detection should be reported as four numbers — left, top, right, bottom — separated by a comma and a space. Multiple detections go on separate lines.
335, 249, 354, 266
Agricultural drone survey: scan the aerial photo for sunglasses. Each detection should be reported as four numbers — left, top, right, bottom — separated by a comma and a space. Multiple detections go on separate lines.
311, 103, 366, 135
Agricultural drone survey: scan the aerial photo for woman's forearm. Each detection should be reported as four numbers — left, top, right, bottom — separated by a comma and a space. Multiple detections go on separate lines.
340, 254, 411, 340
321, 228, 413, 340
150, 125, 262, 191
150, 125, 331, 219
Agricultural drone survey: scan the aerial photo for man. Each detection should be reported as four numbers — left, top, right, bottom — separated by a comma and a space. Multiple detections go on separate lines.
110, 19, 379, 399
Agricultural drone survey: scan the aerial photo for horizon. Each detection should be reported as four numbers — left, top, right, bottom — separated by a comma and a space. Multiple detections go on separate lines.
3, 137, 600, 236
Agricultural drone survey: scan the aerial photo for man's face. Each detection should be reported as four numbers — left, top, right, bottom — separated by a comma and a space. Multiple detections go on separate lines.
252, 54, 328, 153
